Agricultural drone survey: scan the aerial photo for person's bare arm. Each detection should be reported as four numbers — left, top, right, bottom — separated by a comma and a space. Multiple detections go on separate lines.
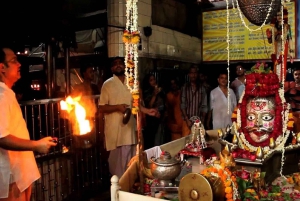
140, 106, 158, 116
0, 135, 57, 154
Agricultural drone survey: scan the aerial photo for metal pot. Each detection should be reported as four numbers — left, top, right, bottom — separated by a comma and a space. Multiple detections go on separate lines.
72, 133, 94, 149
150, 151, 182, 186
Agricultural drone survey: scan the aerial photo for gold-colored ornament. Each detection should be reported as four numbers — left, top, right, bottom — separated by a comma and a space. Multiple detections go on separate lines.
232, 134, 238, 144
224, 144, 230, 153
269, 137, 275, 149
220, 148, 236, 168
190, 190, 199, 200
179, 173, 214, 201
297, 133, 300, 144
256, 146, 264, 159
218, 129, 223, 138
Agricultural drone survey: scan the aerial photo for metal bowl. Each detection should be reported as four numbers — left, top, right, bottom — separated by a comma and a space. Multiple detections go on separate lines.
150, 152, 182, 186
123, 108, 131, 124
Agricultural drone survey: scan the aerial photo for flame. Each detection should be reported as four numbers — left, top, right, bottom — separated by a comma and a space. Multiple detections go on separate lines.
60, 96, 91, 135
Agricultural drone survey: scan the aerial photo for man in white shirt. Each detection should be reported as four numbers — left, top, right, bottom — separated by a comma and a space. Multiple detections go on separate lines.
99, 57, 156, 178
207, 72, 237, 130
0, 47, 57, 201
231, 63, 245, 102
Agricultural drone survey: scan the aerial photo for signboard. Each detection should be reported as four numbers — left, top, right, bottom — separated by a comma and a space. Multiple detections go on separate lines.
202, 2, 296, 61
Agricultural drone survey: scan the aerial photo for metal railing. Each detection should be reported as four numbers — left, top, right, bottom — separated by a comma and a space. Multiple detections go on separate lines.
19, 96, 109, 201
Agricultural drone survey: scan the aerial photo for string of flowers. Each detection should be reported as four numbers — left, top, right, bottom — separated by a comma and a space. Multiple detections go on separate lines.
232, 123, 291, 160
226, 0, 230, 114
123, 0, 140, 114
279, 1, 288, 176
280, 1, 285, 84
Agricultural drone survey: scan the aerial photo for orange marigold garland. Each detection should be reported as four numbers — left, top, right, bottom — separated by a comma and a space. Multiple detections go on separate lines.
201, 165, 239, 201
124, 0, 139, 114
132, 92, 140, 115
123, 30, 140, 44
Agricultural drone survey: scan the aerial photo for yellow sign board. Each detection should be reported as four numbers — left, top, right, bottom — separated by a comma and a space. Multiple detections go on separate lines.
202, 2, 295, 61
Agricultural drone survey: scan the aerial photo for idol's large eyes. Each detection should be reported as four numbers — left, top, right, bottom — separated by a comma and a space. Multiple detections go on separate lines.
261, 114, 274, 121
247, 114, 256, 121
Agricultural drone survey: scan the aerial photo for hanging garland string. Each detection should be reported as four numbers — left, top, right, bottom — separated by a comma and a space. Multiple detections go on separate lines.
123, 0, 140, 114
226, 0, 230, 114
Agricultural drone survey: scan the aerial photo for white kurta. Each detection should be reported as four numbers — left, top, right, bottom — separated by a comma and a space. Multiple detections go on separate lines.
99, 75, 136, 151
210, 87, 237, 130
0, 82, 40, 198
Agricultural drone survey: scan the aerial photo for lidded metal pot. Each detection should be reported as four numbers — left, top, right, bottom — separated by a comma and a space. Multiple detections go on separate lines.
150, 151, 182, 186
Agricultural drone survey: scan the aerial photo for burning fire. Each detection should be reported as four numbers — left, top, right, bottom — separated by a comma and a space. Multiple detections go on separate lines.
60, 96, 91, 135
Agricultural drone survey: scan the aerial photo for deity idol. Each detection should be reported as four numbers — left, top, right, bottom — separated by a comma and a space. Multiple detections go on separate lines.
230, 63, 294, 159
244, 97, 276, 146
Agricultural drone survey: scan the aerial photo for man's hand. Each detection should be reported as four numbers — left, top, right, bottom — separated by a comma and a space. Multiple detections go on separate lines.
118, 104, 129, 113
35, 137, 57, 154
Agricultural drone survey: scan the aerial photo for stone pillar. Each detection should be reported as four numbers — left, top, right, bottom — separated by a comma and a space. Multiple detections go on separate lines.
107, 0, 126, 58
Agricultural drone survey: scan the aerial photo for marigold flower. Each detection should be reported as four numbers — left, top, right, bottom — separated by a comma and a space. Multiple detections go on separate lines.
226, 193, 233, 199
131, 36, 140, 44
225, 180, 231, 187
225, 187, 232, 194
246, 189, 255, 193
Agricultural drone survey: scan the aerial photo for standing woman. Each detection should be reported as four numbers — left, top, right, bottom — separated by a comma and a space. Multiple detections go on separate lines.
141, 74, 165, 149
165, 77, 183, 141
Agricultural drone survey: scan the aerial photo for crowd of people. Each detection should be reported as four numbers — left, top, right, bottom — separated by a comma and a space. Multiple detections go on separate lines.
1, 46, 299, 200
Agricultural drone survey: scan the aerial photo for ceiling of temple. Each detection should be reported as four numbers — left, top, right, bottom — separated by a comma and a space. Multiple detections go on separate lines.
0, 0, 107, 46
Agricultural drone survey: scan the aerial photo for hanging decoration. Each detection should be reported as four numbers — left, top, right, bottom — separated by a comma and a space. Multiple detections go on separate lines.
227, 0, 293, 104
123, 0, 140, 115
226, 0, 230, 114
266, 3, 294, 83
236, 0, 281, 27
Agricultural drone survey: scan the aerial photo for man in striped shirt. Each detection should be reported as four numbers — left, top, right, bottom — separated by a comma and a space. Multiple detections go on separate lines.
181, 65, 208, 136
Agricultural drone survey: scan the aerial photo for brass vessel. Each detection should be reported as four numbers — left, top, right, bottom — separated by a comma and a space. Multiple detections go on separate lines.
150, 151, 182, 186
179, 173, 224, 201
